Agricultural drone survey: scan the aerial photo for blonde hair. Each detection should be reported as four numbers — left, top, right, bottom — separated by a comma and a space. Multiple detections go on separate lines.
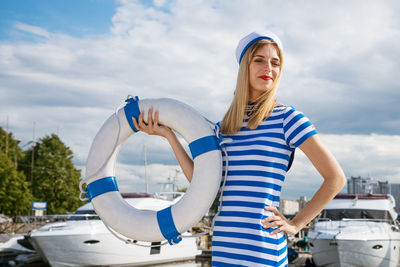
221, 40, 283, 135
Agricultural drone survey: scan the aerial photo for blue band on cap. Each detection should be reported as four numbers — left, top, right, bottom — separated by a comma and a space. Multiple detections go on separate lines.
124, 96, 140, 132
189, 135, 219, 159
85, 176, 119, 202
239, 36, 274, 64
157, 206, 182, 245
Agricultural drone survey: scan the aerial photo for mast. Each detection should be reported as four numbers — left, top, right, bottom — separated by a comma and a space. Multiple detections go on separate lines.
143, 144, 149, 193
5, 116, 8, 156
31, 121, 35, 185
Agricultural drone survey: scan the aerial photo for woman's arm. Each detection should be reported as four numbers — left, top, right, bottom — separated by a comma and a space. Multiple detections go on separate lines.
263, 134, 346, 235
163, 129, 194, 182
290, 134, 346, 230
132, 108, 194, 182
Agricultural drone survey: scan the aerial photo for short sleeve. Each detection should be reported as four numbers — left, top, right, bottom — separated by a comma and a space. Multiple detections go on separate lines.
283, 106, 317, 148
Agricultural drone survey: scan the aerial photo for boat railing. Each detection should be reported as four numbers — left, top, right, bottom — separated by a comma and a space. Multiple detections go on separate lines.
1, 215, 72, 234
311, 217, 400, 231
67, 213, 100, 221
1, 214, 104, 234
341, 218, 393, 222
315, 217, 394, 223
153, 191, 184, 201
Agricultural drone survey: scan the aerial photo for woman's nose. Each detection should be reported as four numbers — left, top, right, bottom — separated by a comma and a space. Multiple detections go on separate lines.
264, 62, 272, 73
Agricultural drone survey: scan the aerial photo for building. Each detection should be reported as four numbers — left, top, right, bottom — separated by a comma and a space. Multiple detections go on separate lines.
298, 196, 307, 210
347, 176, 390, 194
278, 196, 307, 215
280, 199, 299, 215
390, 183, 400, 213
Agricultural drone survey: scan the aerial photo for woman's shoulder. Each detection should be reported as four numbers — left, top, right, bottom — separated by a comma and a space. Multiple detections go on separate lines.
271, 104, 309, 124
274, 102, 294, 109
273, 103, 301, 115
272, 103, 293, 115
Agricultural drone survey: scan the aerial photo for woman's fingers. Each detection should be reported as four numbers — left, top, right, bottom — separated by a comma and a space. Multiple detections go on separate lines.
265, 220, 283, 227
154, 110, 159, 125
138, 111, 146, 128
132, 108, 171, 138
134, 108, 160, 135
262, 215, 279, 223
264, 206, 281, 216
263, 219, 285, 235
148, 107, 154, 127
262, 207, 289, 235
271, 227, 283, 235
261, 213, 298, 235
132, 117, 140, 130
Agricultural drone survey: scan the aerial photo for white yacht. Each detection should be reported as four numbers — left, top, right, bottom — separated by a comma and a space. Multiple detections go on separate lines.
28, 193, 201, 267
308, 193, 400, 267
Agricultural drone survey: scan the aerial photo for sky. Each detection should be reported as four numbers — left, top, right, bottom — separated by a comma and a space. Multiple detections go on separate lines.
1, 0, 400, 201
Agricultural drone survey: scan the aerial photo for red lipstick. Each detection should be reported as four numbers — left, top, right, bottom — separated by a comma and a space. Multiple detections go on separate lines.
259, 75, 272, 81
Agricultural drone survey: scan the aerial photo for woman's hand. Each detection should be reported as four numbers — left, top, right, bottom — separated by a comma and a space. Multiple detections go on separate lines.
262, 206, 300, 235
132, 107, 172, 138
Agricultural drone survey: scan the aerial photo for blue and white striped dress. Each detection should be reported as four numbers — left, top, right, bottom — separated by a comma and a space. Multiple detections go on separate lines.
212, 105, 317, 267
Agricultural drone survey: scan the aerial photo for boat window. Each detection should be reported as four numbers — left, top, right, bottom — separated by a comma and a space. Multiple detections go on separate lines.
68, 210, 100, 221
321, 209, 391, 221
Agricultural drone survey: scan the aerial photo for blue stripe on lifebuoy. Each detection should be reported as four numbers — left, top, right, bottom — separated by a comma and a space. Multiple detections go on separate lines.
157, 206, 182, 245
124, 96, 140, 132
189, 135, 219, 159
85, 176, 119, 202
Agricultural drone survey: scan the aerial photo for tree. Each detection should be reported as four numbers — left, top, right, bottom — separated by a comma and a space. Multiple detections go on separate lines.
0, 127, 24, 168
0, 150, 32, 215
21, 134, 82, 214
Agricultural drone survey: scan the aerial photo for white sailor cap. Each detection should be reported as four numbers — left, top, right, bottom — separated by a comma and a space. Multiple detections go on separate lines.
236, 31, 283, 64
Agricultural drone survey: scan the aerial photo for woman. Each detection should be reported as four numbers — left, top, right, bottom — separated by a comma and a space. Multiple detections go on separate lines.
133, 31, 346, 267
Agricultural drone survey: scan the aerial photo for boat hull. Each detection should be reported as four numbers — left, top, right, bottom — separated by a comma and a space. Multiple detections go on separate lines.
309, 221, 400, 267
29, 221, 200, 267
310, 238, 400, 267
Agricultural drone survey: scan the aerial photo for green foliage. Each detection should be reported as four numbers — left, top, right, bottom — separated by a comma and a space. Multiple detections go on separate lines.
0, 127, 82, 215
0, 127, 24, 167
0, 150, 32, 215
20, 134, 82, 214
210, 193, 219, 215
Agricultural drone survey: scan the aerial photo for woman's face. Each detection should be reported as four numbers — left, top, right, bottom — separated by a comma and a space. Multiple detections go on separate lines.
248, 44, 281, 102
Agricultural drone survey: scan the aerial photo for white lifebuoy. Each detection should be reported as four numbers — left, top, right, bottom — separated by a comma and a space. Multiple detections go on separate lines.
81, 96, 222, 243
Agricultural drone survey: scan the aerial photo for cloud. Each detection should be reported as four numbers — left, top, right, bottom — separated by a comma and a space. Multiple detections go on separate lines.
1, 0, 399, 199
14, 22, 50, 38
